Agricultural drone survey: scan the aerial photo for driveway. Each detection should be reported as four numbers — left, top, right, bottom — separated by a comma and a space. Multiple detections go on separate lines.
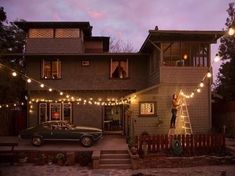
0, 135, 128, 151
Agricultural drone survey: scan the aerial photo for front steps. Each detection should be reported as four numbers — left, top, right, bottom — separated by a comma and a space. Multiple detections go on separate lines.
99, 150, 131, 169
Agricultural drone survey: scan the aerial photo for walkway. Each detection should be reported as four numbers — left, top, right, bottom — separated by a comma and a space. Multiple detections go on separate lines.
0, 164, 235, 176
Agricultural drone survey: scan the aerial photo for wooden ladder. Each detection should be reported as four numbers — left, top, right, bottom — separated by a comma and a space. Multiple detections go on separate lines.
168, 90, 193, 136
179, 95, 193, 135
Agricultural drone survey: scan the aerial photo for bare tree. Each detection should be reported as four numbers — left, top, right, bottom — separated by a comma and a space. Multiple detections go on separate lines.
109, 37, 136, 53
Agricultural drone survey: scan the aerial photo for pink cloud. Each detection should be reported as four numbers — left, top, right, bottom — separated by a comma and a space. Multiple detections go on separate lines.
88, 10, 105, 20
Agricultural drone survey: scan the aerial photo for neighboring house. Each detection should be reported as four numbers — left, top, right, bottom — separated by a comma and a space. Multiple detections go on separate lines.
15, 21, 223, 138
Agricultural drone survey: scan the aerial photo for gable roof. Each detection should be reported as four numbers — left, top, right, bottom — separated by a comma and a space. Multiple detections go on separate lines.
140, 30, 224, 52
14, 21, 92, 36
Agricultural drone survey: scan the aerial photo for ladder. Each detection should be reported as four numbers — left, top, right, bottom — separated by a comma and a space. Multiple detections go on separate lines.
178, 95, 193, 135
168, 91, 193, 136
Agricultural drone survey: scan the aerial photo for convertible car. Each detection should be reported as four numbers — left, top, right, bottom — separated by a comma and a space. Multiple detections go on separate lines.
19, 121, 102, 147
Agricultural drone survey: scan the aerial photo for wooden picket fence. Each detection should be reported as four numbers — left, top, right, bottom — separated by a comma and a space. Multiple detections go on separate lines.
135, 134, 225, 156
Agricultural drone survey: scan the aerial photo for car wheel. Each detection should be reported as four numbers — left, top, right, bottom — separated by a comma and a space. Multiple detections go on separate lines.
81, 136, 93, 147
32, 136, 43, 146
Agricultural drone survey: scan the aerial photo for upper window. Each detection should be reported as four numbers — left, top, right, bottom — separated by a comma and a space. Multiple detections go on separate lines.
162, 42, 209, 67
29, 29, 54, 38
41, 59, 61, 79
55, 28, 80, 38
110, 59, 129, 79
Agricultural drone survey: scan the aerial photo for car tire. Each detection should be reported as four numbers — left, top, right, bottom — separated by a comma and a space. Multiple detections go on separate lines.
81, 136, 93, 147
32, 136, 43, 146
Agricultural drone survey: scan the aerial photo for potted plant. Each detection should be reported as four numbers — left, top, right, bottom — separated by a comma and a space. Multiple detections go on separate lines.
55, 153, 66, 165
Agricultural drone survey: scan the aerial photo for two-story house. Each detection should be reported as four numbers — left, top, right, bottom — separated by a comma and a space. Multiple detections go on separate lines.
15, 21, 223, 138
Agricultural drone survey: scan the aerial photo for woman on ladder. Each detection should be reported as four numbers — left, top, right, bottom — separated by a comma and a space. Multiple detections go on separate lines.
170, 94, 181, 128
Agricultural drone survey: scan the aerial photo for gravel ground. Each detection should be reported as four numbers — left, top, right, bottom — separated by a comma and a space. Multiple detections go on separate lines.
0, 164, 235, 176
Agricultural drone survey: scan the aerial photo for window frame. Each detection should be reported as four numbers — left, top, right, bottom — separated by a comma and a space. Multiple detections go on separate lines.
62, 103, 73, 123
41, 59, 62, 80
110, 58, 129, 79
49, 103, 62, 121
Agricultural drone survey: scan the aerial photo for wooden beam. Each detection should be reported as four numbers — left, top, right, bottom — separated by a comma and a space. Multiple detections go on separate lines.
148, 39, 161, 51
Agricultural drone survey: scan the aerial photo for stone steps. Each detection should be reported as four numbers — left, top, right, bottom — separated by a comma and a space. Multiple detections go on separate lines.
99, 150, 131, 169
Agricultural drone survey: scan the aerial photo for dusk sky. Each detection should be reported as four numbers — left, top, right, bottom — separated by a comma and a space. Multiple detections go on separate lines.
1, 0, 233, 79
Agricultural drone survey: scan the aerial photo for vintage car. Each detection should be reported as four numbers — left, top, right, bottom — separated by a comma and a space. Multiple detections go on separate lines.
19, 121, 102, 147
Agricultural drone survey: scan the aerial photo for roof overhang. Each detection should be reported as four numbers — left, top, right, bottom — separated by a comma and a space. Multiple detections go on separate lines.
140, 30, 224, 52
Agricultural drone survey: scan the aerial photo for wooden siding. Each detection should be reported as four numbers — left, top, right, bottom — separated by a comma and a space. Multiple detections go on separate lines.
84, 41, 103, 53
129, 72, 211, 136
26, 56, 148, 91
160, 66, 208, 84
25, 38, 83, 54
148, 49, 161, 87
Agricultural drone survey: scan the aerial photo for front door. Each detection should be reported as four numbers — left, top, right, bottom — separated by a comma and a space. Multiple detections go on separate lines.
104, 105, 123, 133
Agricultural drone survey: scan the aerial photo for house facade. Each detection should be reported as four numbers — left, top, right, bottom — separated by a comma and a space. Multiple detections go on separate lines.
15, 21, 223, 138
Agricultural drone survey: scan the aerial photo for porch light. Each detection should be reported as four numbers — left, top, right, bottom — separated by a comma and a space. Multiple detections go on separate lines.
199, 82, 204, 88
40, 84, 44, 88
228, 27, 235, 36
12, 72, 17, 77
49, 88, 52, 92
27, 78, 31, 83
207, 72, 212, 78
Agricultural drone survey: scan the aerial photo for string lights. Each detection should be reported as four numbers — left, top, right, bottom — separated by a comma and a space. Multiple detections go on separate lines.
180, 54, 222, 99
0, 62, 132, 107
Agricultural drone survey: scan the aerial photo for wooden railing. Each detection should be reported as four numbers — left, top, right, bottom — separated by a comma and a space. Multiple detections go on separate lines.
135, 134, 225, 156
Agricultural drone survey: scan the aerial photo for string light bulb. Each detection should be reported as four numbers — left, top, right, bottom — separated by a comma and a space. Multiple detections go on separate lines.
60, 92, 63, 96
190, 92, 194, 98
49, 88, 52, 92
214, 55, 221, 62
199, 82, 204, 87
197, 88, 201, 93
27, 78, 32, 83
207, 72, 212, 78
12, 72, 17, 77
40, 84, 44, 88
228, 27, 235, 36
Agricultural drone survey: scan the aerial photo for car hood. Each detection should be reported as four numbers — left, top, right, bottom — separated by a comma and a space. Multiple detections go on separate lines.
74, 126, 102, 132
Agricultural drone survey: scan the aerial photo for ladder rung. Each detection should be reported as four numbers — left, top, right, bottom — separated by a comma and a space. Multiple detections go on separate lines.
182, 126, 191, 129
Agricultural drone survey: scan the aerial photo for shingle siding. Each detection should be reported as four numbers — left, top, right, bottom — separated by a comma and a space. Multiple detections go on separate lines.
26, 38, 84, 54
